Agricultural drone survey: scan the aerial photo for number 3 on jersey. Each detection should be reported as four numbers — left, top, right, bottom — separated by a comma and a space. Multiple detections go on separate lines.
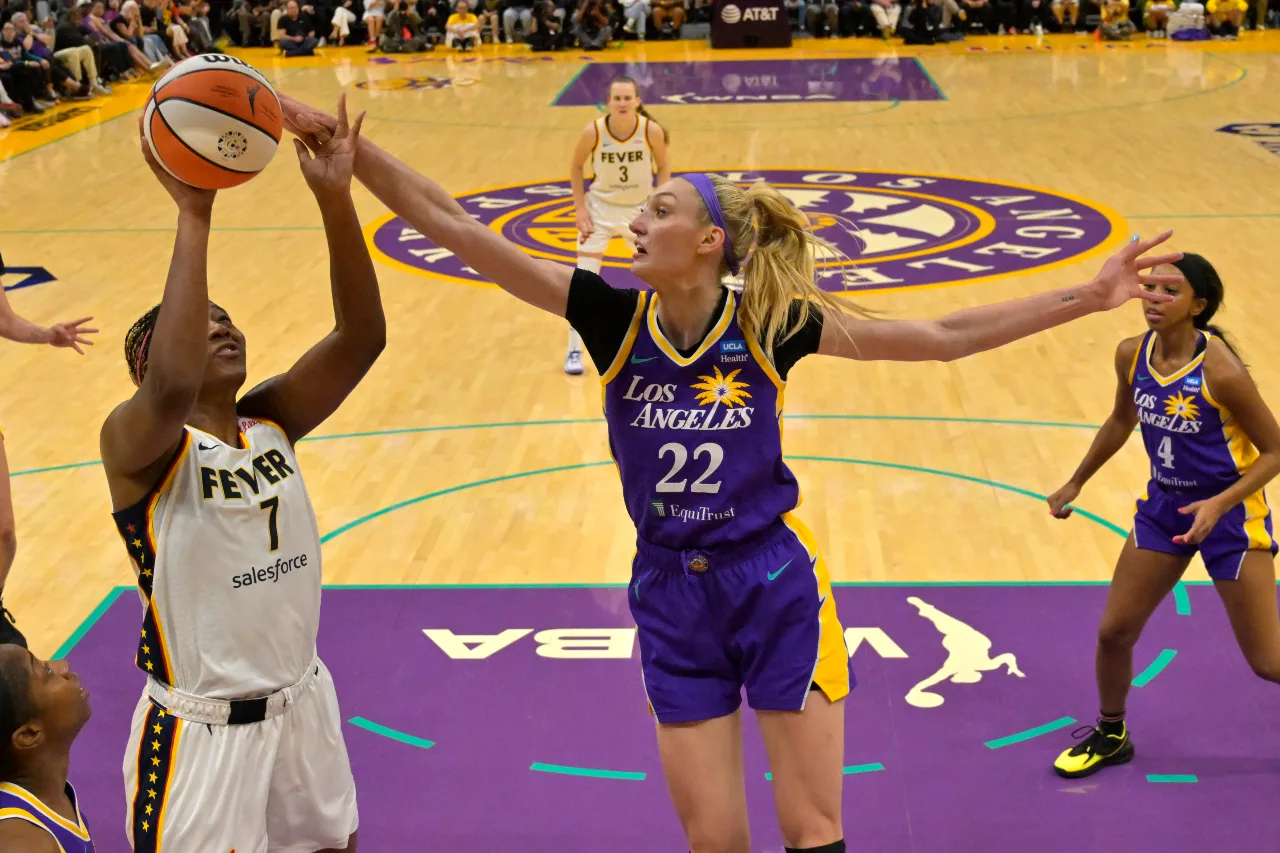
655, 442, 724, 493
1158, 436, 1175, 469
260, 496, 280, 551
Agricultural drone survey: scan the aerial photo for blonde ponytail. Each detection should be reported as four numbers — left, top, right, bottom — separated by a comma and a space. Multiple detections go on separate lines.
701, 175, 872, 357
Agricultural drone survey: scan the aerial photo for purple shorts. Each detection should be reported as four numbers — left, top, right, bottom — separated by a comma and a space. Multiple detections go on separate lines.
628, 514, 851, 725
1133, 480, 1277, 580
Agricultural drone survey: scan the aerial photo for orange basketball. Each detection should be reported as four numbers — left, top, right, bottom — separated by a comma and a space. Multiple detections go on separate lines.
143, 55, 282, 190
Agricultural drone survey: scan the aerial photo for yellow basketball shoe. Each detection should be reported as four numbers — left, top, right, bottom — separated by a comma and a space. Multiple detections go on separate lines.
1053, 720, 1134, 778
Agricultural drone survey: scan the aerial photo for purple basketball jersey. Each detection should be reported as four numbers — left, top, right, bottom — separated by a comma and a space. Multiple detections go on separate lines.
602, 289, 801, 550
1131, 330, 1253, 491
0, 782, 95, 852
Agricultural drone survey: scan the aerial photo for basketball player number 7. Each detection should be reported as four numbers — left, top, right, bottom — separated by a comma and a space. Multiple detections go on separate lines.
260, 496, 280, 551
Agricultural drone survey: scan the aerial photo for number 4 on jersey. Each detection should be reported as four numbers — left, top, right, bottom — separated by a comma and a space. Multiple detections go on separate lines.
1158, 436, 1175, 469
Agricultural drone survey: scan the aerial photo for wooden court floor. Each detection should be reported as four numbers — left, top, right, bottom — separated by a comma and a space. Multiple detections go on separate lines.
2, 34, 1280, 657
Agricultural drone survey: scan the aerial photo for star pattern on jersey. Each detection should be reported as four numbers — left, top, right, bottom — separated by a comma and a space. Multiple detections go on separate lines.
1164, 391, 1201, 422
135, 703, 178, 845
691, 366, 752, 408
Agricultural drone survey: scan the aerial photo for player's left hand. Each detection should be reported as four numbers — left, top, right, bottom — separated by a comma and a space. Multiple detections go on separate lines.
280, 92, 338, 148
1174, 497, 1228, 545
49, 317, 98, 354
293, 93, 364, 196
1083, 231, 1184, 312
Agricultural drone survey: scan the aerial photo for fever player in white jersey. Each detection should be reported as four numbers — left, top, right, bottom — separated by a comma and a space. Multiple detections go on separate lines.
100, 98, 382, 853
564, 75, 668, 375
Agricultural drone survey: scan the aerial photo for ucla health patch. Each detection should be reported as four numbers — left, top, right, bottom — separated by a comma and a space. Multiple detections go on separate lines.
366, 169, 1121, 293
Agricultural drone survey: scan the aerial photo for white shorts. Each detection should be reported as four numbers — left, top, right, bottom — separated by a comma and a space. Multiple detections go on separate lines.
123, 658, 358, 853
580, 195, 644, 256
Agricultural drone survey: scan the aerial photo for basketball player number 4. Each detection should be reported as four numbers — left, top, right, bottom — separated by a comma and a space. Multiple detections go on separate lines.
1158, 436, 1175, 469
260, 497, 281, 551
655, 442, 723, 494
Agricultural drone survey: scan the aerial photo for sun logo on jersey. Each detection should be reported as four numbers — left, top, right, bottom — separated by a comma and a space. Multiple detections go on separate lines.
1165, 392, 1200, 421
692, 367, 751, 408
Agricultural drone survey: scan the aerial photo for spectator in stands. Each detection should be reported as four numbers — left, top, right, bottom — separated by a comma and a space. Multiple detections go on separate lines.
957, 0, 993, 29
783, 0, 804, 28
154, 0, 194, 58
85, 0, 154, 73
1018, 0, 1049, 32
869, 0, 900, 36
328, 0, 354, 42
362, 0, 385, 45
901, 0, 938, 41
54, 5, 111, 93
618, 0, 646, 37
443, 0, 476, 44
230, 0, 269, 42
417, 0, 450, 40
188, 0, 215, 46
1142, 0, 1173, 32
525, 0, 562, 47
474, 0, 496, 39
117, 0, 169, 60
1206, 0, 1245, 33
502, 0, 532, 41
1099, 0, 1134, 34
379, 0, 426, 47
0, 20, 50, 110
650, 0, 683, 36
10, 12, 88, 98
1051, 0, 1078, 27
805, 0, 838, 34
574, 0, 609, 45
277, 0, 317, 50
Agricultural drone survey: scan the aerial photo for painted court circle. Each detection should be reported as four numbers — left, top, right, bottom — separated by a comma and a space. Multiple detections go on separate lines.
366, 169, 1123, 292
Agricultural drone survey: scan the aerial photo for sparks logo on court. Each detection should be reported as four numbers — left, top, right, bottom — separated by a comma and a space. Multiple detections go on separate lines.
366, 170, 1121, 293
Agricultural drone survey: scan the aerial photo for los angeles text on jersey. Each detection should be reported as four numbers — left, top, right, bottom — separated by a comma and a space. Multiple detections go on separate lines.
623, 377, 753, 430
1134, 389, 1203, 434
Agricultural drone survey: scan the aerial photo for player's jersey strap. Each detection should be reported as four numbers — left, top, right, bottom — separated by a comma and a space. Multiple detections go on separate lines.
600, 290, 650, 387
111, 432, 191, 687
590, 115, 654, 207
130, 702, 181, 853
603, 289, 801, 551
0, 781, 95, 852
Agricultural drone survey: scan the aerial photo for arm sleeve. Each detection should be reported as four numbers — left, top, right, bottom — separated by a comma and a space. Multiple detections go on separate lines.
565, 269, 644, 375
769, 301, 826, 381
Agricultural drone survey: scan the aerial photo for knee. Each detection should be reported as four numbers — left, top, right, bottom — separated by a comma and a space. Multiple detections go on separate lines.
1096, 619, 1142, 653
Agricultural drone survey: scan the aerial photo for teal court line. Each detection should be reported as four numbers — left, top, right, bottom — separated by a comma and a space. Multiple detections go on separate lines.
984, 716, 1077, 749
1132, 649, 1178, 688
1173, 582, 1191, 615
767, 763, 884, 780
913, 57, 947, 101
348, 716, 436, 749
1147, 774, 1198, 783
530, 762, 645, 780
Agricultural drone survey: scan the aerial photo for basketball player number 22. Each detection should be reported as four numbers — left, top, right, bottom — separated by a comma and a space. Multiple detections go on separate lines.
655, 442, 723, 494
1158, 436, 1175, 469
260, 497, 280, 551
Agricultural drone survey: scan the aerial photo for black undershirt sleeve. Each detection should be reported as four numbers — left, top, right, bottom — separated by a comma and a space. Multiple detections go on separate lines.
565, 269, 643, 374
771, 301, 826, 381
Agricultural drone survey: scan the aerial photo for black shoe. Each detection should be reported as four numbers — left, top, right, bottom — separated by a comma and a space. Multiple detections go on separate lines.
0, 598, 28, 649
1053, 720, 1133, 778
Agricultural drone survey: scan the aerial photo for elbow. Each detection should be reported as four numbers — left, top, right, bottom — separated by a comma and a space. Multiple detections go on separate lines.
931, 324, 968, 363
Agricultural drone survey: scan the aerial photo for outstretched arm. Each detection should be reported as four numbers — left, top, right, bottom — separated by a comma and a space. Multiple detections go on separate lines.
100, 123, 217, 500
819, 233, 1181, 363
280, 94, 573, 317
0, 258, 96, 352
238, 95, 386, 444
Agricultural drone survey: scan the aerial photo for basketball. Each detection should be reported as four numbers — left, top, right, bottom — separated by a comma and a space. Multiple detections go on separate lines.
142, 55, 283, 191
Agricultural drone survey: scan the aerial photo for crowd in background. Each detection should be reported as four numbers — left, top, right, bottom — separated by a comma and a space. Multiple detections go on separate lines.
0, 0, 1274, 124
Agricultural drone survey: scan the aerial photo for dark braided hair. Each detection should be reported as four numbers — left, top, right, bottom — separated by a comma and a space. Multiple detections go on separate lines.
124, 301, 230, 385
0, 650, 34, 779
1171, 253, 1241, 359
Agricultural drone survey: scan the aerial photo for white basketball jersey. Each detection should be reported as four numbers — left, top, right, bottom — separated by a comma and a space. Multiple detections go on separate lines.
589, 115, 655, 207
113, 418, 321, 700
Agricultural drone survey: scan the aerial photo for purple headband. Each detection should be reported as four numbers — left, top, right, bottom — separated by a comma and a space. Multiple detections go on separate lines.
682, 173, 739, 276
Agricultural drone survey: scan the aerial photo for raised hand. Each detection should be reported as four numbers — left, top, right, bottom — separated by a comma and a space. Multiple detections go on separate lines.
49, 317, 98, 355
279, 92, 339, 149
1083, 231, 1183, 312
292, 93, 365, 196
139, 114, 216, 215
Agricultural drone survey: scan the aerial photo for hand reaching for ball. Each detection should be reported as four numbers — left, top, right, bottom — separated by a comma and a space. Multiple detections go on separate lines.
291, 93, 364, 197
139, 113, 216, 216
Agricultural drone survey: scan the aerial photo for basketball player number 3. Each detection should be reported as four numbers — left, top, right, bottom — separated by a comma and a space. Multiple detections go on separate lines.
260, 497, 281, 551
655, 442, 723, 494
1158, 436, 1175, 469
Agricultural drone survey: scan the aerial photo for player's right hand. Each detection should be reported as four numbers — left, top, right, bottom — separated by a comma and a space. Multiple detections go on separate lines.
576, 208, 594, 241
1047, 481, 1080, 519
139, 114, 216, 215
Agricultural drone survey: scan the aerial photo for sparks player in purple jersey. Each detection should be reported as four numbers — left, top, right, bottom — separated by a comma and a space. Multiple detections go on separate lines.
0, 644, 95, 852
1047, 254, 1280, 779
281, 93, 1180, 853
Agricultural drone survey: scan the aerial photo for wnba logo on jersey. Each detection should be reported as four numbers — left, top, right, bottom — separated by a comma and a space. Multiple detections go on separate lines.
366, 170, 1121, 294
